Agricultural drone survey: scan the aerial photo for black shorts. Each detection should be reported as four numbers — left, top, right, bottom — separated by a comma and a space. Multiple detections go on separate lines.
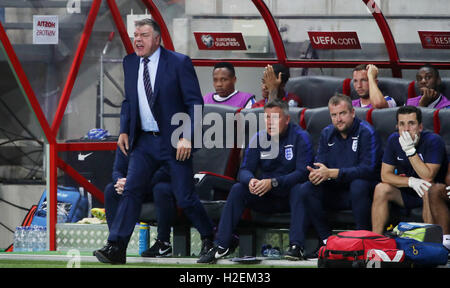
399, 187, 423, 209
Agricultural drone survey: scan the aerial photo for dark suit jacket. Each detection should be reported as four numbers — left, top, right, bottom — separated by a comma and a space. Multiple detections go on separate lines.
120, 47, 204, 156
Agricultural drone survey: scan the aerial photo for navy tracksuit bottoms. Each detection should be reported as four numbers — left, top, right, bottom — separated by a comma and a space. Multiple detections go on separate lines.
215, 182, 310, 249
302, 179, 376, 241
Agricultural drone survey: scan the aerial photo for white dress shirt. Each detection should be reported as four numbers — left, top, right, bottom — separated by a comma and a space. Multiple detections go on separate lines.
137, 47, 160, 132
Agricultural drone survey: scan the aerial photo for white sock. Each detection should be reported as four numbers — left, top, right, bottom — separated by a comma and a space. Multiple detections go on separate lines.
443, 235, 450, 250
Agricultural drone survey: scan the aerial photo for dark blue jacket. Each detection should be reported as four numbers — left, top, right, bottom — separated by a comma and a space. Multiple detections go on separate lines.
315, 117, 382, 183
383, 130, 448, 183
120, 48, 203, 155
239, 122, 314, 197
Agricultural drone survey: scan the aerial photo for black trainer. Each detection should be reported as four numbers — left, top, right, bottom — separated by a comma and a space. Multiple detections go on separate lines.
94, 242, 126, 264
197, 245, 230, 264
199, 238, 214, 257
284, 244, 305, 261
141, 239, 172, 257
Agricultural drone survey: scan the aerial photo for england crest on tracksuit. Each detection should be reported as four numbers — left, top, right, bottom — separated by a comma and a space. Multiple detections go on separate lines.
285, 145, 293, 160
352, 137, 358, 152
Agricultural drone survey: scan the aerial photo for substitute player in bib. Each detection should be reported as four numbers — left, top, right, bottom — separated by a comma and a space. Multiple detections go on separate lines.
203, 62, 255, 108
352, 64, 396, 109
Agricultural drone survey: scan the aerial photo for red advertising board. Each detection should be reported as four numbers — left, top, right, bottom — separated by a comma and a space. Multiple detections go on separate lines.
418, 31, 450, 49
308, 31, 361, 49
193, 32, 247, 50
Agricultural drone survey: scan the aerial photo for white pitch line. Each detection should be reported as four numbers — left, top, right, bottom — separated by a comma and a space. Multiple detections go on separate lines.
0, 253, 317, 267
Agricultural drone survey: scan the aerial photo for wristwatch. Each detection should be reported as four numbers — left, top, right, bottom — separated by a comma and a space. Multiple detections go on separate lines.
271, 178, 278, 188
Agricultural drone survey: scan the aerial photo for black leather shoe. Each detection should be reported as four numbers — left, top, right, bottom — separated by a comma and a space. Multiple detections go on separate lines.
94, 242, 126, 264
284, 244, 305, 261
93, 241, 112, 256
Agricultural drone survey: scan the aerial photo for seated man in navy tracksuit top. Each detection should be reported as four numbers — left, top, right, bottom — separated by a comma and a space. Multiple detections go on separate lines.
197, 99, 314, 263
302, 94, 383, 246
371, 106, 448, 235
103, 147, 176, 257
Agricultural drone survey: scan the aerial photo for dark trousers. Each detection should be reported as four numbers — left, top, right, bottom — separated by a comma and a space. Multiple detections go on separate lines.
104, 181, 175, 243
107, 133, 214, 247
152, 182, 176, 243
104, 183, 122, 231
215, 182, 310, 249
303, 179, 376, 241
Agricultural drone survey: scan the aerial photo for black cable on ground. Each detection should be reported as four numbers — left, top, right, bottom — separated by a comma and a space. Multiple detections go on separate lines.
0, 198, 29, 211
0, 221, 14, 233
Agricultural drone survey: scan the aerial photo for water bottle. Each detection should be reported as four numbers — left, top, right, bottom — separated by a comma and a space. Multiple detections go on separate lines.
31, 226, 43, 252
23, 226, 31, 252
13, 227, 24, 252
28, 226, 34, 252
29, 226, 37, 251
20, 226, 27, 252
38, 227, 47, 251
139, 222, 150, 255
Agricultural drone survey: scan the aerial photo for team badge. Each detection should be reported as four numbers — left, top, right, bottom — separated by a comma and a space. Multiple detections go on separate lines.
285, 146, 293, 160
352, 139, 358, 152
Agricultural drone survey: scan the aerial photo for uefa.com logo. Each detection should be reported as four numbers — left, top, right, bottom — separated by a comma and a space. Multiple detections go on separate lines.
170, 105, 281, 159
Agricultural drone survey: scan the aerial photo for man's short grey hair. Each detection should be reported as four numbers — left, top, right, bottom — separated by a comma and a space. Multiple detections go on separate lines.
328, 93, 353, 111
135, 18, 161, 36
264, 99, 289, 116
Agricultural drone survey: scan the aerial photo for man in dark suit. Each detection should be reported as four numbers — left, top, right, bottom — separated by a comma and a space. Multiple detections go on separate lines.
94, 18, 214, 264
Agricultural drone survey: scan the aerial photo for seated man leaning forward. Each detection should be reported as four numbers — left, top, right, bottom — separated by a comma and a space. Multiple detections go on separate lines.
352, 64, 396, 109
197, 99, 314, 263
371, 106, 448, 235
301, 93, 382, 246
407, 65, 450, 109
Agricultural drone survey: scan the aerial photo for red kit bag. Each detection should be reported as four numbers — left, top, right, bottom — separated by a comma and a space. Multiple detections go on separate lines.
318, 230, 397, 268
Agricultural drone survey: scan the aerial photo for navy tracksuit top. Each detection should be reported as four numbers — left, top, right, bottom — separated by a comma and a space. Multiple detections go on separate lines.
315, 117, 382, 183
239, 122, 314, 196
383, 130, 448, 183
